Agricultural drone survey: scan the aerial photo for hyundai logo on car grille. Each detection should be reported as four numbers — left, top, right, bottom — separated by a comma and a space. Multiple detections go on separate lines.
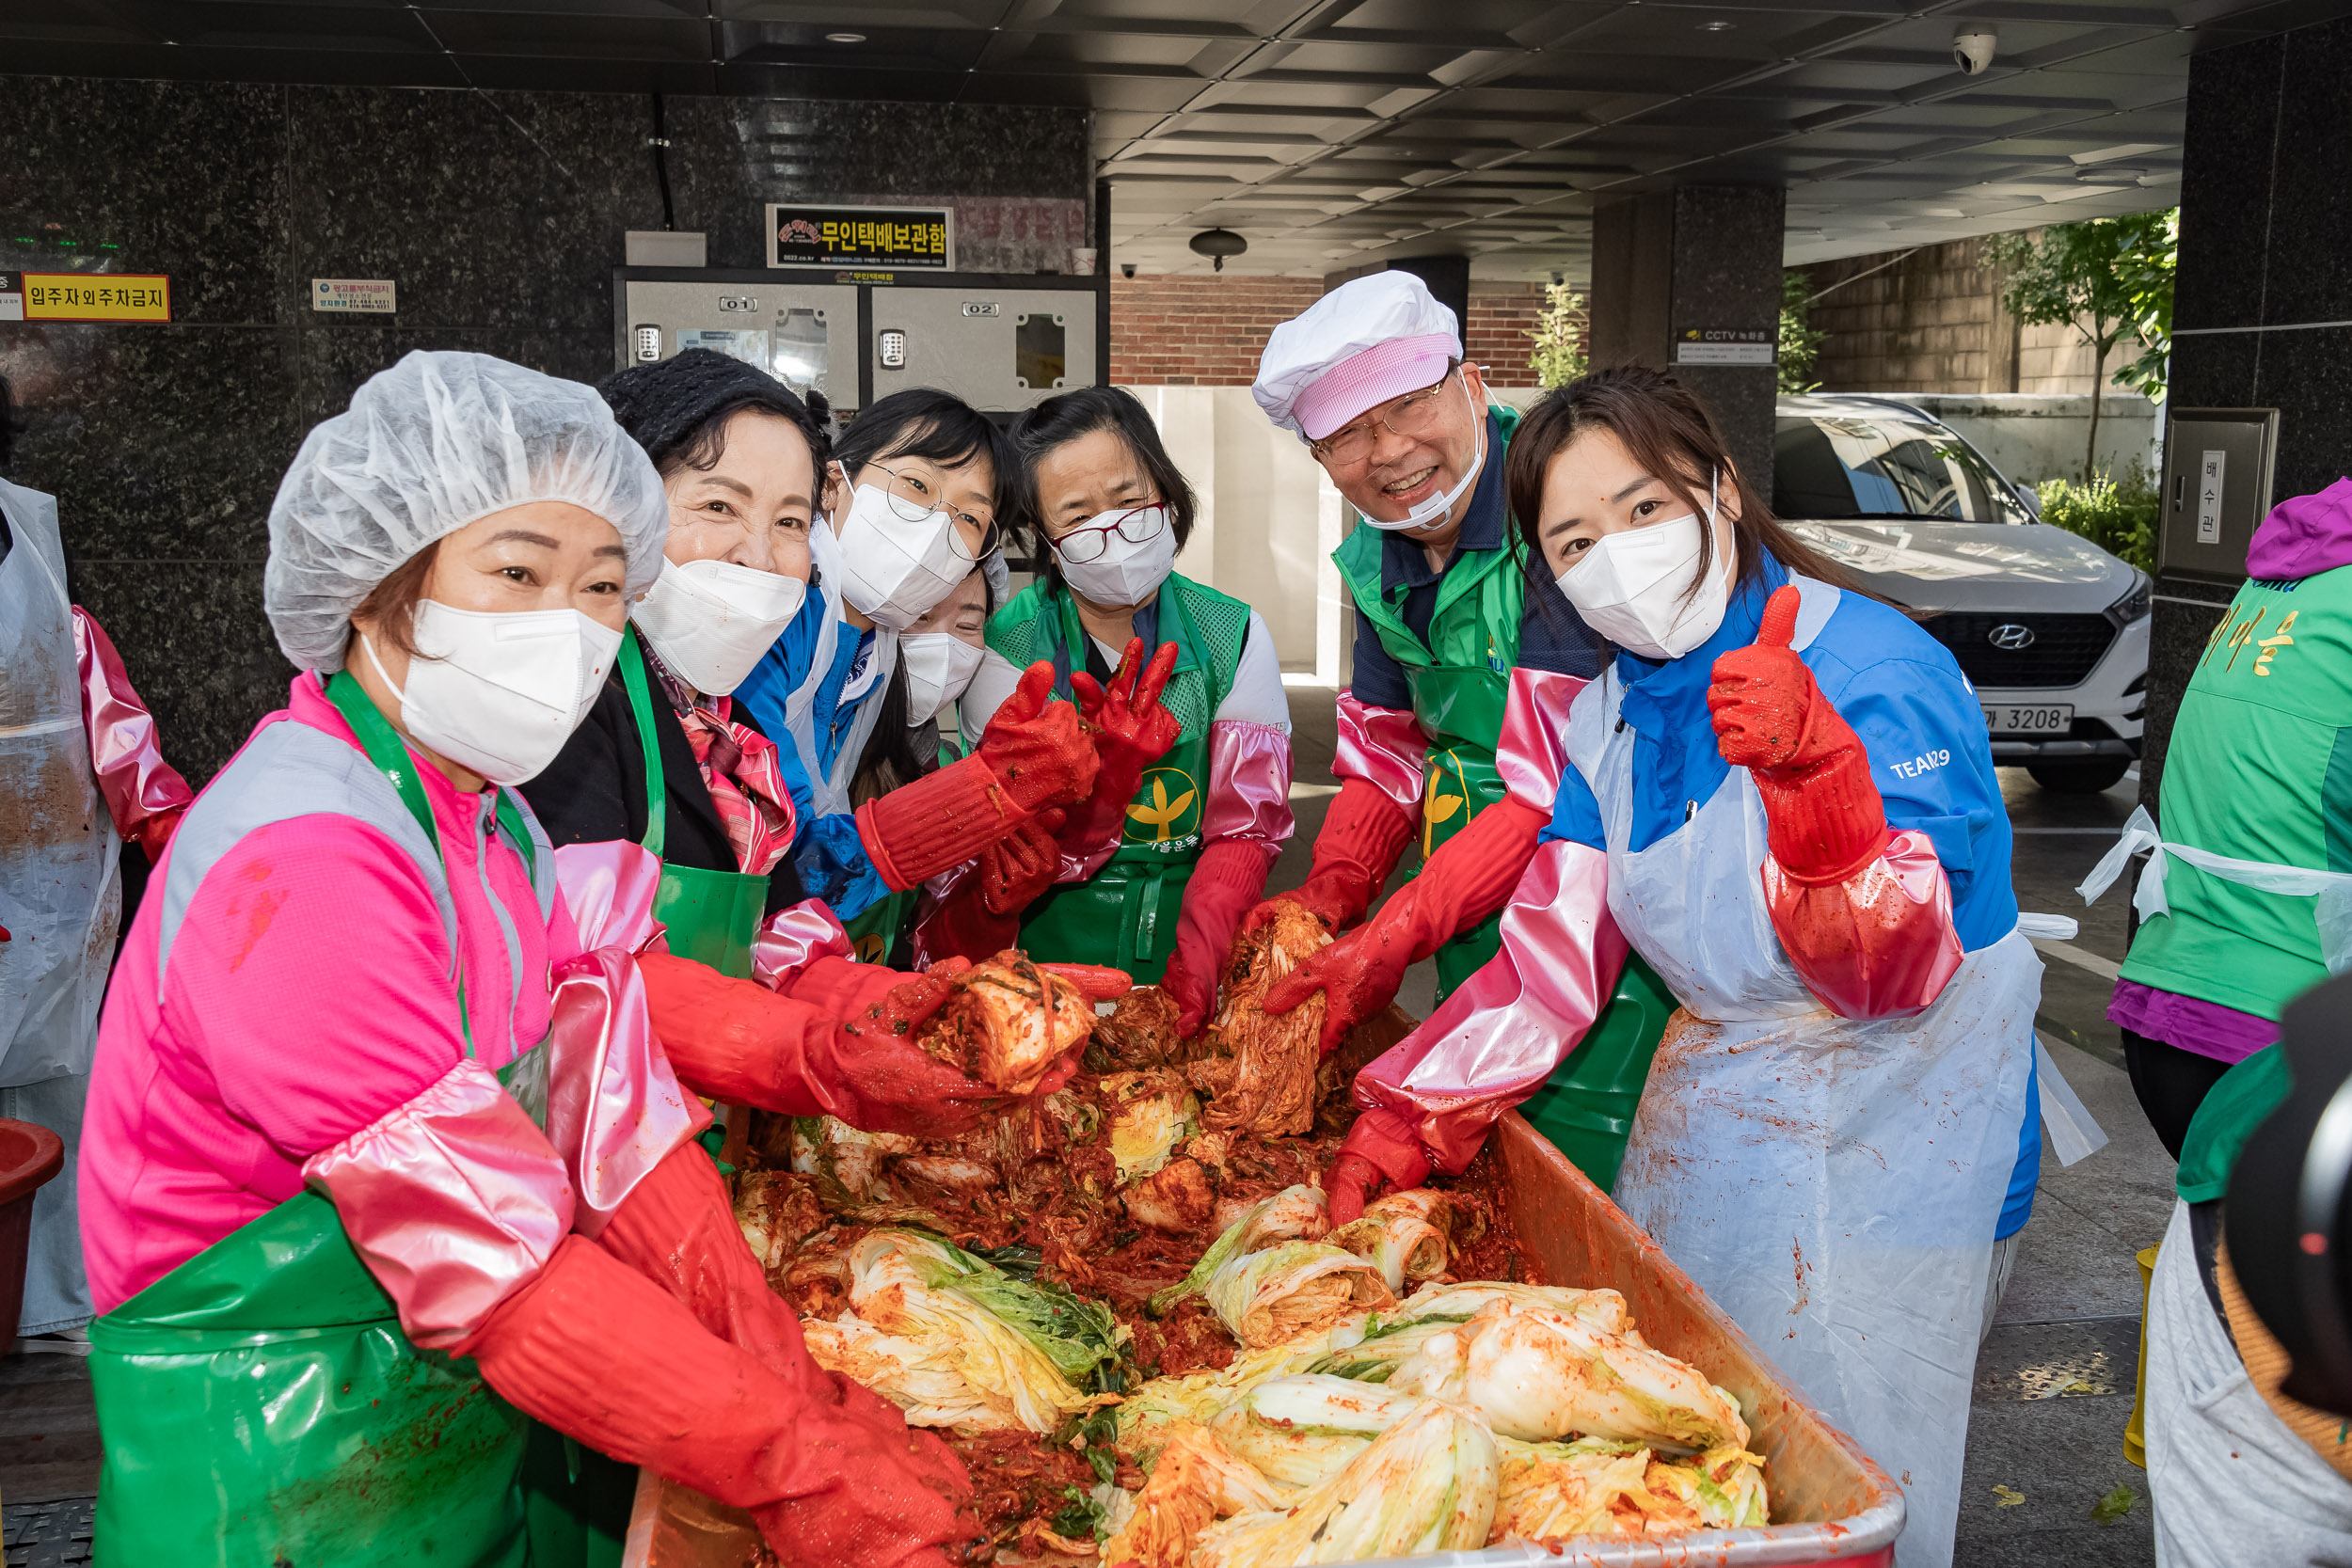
1987, 623, 2037, 651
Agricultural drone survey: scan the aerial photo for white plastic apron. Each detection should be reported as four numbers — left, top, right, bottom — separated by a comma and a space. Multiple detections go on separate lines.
1584, 576, 2036, 1568
2144, 1199, 2352, 1565
787, 519, 900, 819
0, 478, 120, 1088
2079, 803, 2352, 976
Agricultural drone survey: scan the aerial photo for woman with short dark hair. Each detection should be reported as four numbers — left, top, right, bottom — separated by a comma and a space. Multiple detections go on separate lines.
930, 386, 1294, 1035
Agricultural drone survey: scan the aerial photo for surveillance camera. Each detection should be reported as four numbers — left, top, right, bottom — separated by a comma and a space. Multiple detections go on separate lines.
1952, 28, 1996, 74
1120, 262, 1136, 279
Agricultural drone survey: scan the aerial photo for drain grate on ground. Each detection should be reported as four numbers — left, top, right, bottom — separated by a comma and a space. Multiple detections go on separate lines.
1976, 1316, 2143, 1402
3, 1497, 94, 1567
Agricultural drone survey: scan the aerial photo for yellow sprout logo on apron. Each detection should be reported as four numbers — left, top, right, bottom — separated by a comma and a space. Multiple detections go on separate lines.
853, 931, 889, 962
1125, 766, 1201, 847
1422, 749, 1473, 858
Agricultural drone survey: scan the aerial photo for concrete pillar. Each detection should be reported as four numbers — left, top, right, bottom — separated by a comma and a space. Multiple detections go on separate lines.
1586, 185, 1786, 492
2138, 13, 2352, 808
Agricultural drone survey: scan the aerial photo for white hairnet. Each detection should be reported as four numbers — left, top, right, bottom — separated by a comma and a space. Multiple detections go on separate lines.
264, 350, 668, 672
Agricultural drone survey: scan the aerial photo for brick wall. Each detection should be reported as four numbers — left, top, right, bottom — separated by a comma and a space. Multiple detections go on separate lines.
1796, 234, 2150, 395
1110, 274, 1566, 388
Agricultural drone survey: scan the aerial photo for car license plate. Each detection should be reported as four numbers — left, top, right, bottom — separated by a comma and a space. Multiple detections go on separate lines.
1983, 704, 2073, 736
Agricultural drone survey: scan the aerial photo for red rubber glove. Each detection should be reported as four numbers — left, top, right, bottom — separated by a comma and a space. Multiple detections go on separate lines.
856, 661, 1096, 891
1325, 1107, 1432, 1226
1263, 796, 1549, 1054
1243, 777, 1416, 936
1708, 585, 1888, 884
599, 1141, 817, 1378
642, 950, 1015, 1136
980, 806, 1066, 916
463, 1235, 977, 1568
1065, 638, 1182, 853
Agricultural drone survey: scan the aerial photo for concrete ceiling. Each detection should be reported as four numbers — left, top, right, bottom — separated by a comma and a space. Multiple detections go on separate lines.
6, 0, 2337, 280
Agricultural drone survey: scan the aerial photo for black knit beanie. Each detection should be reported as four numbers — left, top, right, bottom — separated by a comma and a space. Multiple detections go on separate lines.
598, 348, 833, 474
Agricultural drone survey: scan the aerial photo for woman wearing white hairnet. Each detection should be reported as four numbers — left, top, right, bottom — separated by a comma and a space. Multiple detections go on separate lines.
75, 352, 975, 1568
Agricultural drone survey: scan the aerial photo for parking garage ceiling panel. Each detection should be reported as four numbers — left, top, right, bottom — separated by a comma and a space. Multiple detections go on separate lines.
1, 0, 2325, 277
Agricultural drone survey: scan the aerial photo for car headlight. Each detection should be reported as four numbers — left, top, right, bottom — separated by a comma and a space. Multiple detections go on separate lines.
2106, 571, 2152, 627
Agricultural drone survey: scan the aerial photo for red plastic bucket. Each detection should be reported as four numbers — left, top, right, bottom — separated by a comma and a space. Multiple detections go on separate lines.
0, 1117, 67, 1339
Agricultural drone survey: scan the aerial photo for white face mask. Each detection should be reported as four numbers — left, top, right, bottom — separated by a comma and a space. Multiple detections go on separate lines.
900, 632, 986, 722
631, 556, 806, 696
363, 600, 622, 785
1056, 506, 1178, 608
1361, 376, 1487, 532
825, 477, 967, 631
1554, 470, 1732, 660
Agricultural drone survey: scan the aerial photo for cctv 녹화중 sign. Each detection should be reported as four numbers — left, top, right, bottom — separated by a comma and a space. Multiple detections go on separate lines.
768, 205, 952, 271
1673, 325, 1774, 366
0, 271, 171, 323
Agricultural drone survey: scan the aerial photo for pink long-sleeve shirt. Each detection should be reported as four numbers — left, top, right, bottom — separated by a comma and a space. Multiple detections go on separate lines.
80, 674, 577, 1313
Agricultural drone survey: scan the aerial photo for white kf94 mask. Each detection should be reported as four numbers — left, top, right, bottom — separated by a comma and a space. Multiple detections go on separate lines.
825, 482, 967, 631
1056, 506, 1178, 608
631, 557, 807, 696
1554, 469, 1732, 660
364, 600, 621, 785
899, 632, 987, 721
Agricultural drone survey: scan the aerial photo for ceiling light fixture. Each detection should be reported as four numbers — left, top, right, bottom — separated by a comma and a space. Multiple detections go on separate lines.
1698, 20, 1735, 30
824, 31, 866, 43
1189, 228, 1248, 271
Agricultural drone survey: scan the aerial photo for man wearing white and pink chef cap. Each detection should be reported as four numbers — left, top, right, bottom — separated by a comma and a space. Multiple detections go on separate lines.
1241, 269, 1644, 1211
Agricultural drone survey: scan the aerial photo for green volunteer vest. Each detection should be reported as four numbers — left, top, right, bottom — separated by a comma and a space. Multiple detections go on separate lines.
2119, 565, 2352, 1020
618, 628, 768, 978
87, 674, 591, 1567
987, 573, 1248, 981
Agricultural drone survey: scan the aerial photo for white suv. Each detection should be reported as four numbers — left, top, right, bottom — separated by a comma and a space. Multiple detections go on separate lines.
1773, 394, 2150, 794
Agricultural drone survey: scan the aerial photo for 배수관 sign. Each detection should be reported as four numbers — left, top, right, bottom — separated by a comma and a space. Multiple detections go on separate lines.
768, 205, 952, 271
0, 272, 171, 323
1673, 326, 1773, 366
312, 278, 397, 313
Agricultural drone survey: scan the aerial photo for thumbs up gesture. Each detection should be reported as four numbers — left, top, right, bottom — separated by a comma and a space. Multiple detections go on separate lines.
1706, 585, 1820, 774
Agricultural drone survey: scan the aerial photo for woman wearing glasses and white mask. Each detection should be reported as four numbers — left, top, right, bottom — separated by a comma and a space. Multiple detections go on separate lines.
936, 387, 1293, 1037
734, 389, 1099, 963
1309, 366, 2038, 1568
901, 562, 997, 768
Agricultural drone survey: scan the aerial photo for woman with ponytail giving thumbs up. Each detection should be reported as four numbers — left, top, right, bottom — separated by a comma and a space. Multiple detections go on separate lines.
1319, 367, 2037, 1568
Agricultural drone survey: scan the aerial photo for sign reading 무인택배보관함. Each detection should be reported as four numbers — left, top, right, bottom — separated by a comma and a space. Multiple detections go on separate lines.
312, 278, 397, 313
1673, 325, 1774, 366
0, 272, 170, 322
769, 205, 952, 271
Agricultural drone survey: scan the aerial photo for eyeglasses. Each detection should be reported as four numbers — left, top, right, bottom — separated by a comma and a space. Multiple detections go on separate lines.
1052, 505, 1167, 563
1308, 370, 1459, 468
862, 462, 1000, 561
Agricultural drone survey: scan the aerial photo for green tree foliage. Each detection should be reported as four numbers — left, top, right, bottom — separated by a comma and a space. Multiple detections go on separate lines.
1778, 270, 1826, 393
2036, 466, 2158, 574
1984, 210, 2178, 480
1525, 281, 1589, 388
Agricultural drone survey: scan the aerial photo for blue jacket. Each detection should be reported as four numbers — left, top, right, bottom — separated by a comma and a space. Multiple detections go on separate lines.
733, 594, 891, 921
1539, 558, 2041, 1235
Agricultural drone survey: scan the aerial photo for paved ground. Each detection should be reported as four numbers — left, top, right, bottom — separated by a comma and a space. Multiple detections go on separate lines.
0, 688, 2170, 1565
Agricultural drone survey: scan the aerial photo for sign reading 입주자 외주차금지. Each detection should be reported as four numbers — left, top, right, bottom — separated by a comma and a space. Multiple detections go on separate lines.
768, 206, 952, 271
0, 272, 170, 323
1673, 326, 1773, 366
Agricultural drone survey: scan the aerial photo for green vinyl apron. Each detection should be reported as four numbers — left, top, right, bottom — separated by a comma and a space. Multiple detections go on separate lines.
990, 575, 1248, 982
1331, 420, 1671, 1194
617, 628, 768, 979
87, 673, 558, 1567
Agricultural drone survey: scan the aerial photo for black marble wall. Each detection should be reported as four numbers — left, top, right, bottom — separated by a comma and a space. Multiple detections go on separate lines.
2141, 15, 2352, 807
1586, 185, 1786, 490
0, 76, 1089, 781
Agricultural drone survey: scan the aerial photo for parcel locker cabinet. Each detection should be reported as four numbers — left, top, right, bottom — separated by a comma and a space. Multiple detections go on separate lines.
866, 288, 1098, 414
615, 269, 1104, 417
618, 277, 857, 405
